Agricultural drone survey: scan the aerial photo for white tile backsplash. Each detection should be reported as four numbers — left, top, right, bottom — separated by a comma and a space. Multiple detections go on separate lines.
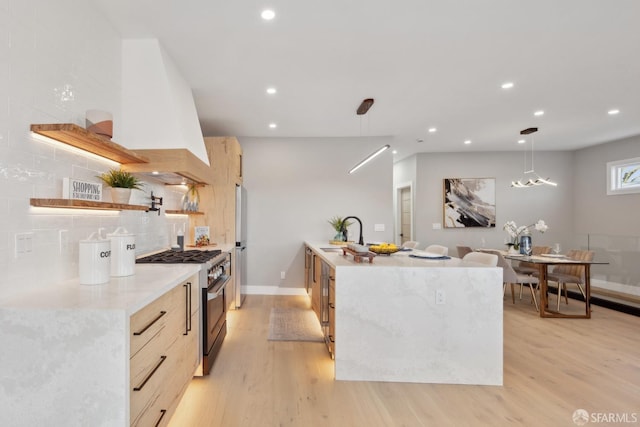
0, 0, 190, 299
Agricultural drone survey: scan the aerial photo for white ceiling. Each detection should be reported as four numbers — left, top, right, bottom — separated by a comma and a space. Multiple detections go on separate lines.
91, 0, 640, 160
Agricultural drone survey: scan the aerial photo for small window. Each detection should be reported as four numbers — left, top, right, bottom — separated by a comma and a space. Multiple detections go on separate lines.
607, 157, 640, 195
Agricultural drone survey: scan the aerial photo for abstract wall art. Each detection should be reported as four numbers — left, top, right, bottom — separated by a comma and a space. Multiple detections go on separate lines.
443, 178, 496, 228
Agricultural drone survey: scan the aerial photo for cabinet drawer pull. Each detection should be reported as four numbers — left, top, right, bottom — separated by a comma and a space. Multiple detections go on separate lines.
183, 283, 189, 335
133, 311, 167, 336
154, 409, 167, 427
329, 335, 335, 343
133, 356, 167, 391
187, 282, 192, 332
329, 303, 335, 309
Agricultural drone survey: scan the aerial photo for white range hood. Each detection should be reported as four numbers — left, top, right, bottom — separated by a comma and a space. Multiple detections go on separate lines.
119, 39, 213, 185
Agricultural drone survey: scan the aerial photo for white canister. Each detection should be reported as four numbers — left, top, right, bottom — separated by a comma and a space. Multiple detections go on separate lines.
107, 227, 136, 277
79, 232, 111, 285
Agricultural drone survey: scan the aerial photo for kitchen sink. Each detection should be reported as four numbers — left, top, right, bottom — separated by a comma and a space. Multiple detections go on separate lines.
320, 247, 343, 253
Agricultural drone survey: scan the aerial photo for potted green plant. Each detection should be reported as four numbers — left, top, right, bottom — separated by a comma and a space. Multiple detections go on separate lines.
328, 216, 353, 243
97, 168, 143, 204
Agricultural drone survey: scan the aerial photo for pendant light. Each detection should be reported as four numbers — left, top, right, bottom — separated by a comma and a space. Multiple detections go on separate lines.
511, 127, 557, 188
348, 98, 390, 174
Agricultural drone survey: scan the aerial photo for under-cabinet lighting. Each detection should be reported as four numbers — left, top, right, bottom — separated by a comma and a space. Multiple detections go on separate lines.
30, 206, 120, 215
348, 144, 390, 174
31, 132, 120, 167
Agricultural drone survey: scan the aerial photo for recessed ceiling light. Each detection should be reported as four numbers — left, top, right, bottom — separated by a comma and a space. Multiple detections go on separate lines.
501, 82, 514, 89
534, 110, 545, 116
261, 9, 275, 20
464, 140, 472, 145
518, 139, 525, 144
428, 127, 437, 133
608, 109, 620, 115
266, 87, 277, 95
392, 150, 398, 154
269, 123, 277, 129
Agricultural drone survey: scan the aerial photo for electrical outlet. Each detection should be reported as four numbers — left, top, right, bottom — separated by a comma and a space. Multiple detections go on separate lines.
374, 224, 385, 232
432, 223, 442, 230
281, 271, 286, 280
15, 232, 34, 257
435, 289, 445, 305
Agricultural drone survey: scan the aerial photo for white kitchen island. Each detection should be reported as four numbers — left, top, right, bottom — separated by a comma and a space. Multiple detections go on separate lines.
305, 242, 503, 386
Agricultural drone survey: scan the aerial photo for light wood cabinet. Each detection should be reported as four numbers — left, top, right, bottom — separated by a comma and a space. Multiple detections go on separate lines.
311, 254, 321, 322
129, 274, 199, 427
193, 136, 242, 310
328, 267, 336, 357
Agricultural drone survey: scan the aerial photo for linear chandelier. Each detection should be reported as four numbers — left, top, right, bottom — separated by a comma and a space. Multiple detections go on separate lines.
511, 127, 557, 188
348, 98, 390, 174
349, 144, 390, 174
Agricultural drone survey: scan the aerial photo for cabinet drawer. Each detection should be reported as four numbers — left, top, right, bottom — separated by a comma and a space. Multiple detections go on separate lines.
130, 339, 181, 426
130, 286, 182, 357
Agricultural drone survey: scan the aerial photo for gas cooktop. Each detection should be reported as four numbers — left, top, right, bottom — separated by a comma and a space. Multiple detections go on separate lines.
136, 249, 222, 264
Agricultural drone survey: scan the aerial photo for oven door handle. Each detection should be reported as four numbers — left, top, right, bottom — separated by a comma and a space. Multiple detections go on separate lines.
207, 278, 229, 300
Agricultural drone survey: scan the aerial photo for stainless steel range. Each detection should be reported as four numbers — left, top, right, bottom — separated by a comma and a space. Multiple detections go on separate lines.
136, 249, 231, 376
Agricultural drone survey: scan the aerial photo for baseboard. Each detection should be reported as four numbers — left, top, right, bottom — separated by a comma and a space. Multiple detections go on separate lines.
243, 285, 308, 296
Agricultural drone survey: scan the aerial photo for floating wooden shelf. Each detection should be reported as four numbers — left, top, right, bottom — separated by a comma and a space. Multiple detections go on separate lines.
165, 210, 204, 215
30, 198, 148, 211
30, 123, 149, 164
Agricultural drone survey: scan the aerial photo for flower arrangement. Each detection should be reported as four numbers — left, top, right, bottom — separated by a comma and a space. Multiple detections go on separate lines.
503, 219, 548, 249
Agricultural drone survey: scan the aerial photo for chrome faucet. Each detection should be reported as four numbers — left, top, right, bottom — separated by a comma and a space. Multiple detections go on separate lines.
341, 216, 364, 245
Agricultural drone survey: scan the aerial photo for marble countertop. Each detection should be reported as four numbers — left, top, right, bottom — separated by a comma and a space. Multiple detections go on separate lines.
1, 246, 235, 313
0, 263, 201, 314
305, 241, 491, 269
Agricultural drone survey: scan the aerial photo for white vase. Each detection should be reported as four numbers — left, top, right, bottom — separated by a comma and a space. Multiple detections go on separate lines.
110, 187, 132, 204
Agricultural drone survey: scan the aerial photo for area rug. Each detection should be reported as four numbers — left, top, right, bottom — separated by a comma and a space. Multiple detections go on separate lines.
267, 307, 324, 342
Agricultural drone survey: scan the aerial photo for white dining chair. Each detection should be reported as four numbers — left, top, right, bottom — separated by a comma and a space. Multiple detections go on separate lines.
462, 251, 498, 267
424, 244, 448, 256
401, 241, 420, 249
485, 250, 540, 311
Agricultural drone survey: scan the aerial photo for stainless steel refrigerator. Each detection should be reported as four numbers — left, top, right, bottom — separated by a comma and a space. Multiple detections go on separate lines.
234, 184, 247, 308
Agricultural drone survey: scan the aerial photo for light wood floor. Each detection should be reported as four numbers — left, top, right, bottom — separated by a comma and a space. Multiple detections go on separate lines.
169, 292, 640, 427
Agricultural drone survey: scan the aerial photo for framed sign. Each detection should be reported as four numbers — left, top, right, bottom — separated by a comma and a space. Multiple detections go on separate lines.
62, 178, 103, 201
443, 178, 495, 228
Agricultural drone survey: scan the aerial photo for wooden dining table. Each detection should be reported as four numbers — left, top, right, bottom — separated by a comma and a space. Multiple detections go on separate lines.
504, 253, 608, 319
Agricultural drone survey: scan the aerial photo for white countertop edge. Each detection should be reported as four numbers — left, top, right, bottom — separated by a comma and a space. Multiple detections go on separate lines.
305, 241, 498, 269
0, 264, 202, 314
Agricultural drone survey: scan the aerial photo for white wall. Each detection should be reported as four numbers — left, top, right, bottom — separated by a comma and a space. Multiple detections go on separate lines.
0, 0, 188, 299
573, 135, 640, 236
395, 151, 575, 254
240, 136, 394, 291
572, 136, 640, 292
